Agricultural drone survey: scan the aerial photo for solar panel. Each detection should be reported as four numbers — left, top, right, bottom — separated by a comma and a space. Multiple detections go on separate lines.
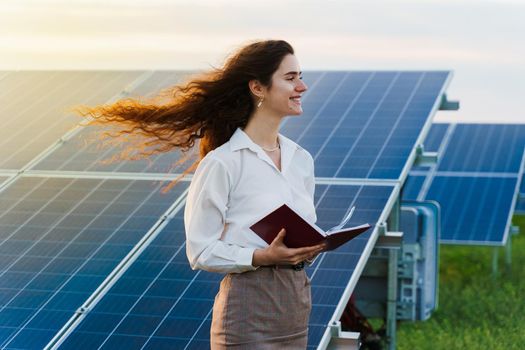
404, 123, 525, 245
31, 127, 196, 174
281, 71, 451, 180
127, 70, 197, 98
0, 177, 187, 349
32, 72, 195, 174
0, 72, 145, 170
32, 71, 450, 180
416, 175, 517, 244
437, 124, 525, 173
55, 183, 395, 350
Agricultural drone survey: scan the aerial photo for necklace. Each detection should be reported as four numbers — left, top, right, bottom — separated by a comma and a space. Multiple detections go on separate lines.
261, 141, 280, 152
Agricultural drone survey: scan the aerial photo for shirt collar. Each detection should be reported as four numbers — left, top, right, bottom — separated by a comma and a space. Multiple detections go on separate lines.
229, 127, 299, 154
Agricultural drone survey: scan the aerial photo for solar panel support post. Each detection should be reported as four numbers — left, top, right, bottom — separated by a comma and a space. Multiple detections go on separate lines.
386, 196, 401, 350
438, 93, 460, 111
493, 219, 516, 278
492, 247, 499, 278
505, 235, 512, 273
326, 321, 361, 349
386, 247, 398, 350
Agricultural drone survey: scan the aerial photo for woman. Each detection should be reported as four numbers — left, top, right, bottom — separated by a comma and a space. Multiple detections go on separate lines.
183, 40, 325, 349
75, 39, 324, 348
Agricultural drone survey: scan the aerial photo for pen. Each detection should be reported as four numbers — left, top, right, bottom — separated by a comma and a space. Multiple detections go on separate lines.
328, 206, 355, 232
340, 206, 355, 228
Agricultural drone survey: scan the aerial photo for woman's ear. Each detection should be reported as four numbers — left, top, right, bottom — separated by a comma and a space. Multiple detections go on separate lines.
248, 79, 265, 99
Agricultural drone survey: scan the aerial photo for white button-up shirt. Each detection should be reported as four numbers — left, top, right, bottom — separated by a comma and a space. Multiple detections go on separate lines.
184, 127, 317, 274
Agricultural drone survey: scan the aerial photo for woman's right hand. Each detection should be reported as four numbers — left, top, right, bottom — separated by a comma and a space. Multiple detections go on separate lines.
252, 228, 326, 267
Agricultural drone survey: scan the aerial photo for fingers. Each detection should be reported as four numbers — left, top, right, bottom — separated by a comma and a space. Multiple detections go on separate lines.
291, 252, 319, 265
272, 228, 286, 244
292, 243, 325, 256
288, 245, 325, 265
267, 231, 327, 265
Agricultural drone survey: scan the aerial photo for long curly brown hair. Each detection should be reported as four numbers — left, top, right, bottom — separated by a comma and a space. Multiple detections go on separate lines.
71, 39, 294, 191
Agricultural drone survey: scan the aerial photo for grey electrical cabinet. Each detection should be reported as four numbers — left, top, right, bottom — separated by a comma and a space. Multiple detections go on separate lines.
398, 200, 440, 321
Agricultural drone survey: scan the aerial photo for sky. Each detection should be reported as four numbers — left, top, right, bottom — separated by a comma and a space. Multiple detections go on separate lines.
1, 0, 524, 123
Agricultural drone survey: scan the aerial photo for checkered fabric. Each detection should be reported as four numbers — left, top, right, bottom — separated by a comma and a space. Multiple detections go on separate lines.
211, 266, 311, 349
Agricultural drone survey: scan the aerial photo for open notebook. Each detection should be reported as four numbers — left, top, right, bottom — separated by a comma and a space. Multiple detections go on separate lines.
250, 204, 372, 251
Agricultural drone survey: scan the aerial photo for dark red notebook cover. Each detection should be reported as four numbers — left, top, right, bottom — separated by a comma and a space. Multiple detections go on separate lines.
250, 204, 372, 251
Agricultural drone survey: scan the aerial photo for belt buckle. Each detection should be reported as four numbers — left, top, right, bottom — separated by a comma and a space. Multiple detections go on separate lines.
292, 261, 305, 271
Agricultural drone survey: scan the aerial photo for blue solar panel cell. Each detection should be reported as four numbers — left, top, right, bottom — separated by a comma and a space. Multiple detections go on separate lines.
422, 123, 449, 152
59, 183, 394, 349
427, 176, 516, 244
0, 177, 186, 349
438, 124, 525, 173
402, 175, 427, 200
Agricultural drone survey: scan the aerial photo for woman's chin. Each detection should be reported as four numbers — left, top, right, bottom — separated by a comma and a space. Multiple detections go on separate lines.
287, 107, 303, 115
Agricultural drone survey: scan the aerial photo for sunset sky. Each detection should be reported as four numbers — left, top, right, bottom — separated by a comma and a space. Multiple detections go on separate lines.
1, 0, 524, 123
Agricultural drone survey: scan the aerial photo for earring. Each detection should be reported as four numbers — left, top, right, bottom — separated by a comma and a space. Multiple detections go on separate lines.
257, 96, 264, 108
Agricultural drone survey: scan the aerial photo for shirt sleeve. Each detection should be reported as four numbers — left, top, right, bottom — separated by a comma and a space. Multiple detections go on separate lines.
305, 151, 317, 224
305, 152, 318, 267
184, 154, 258, 274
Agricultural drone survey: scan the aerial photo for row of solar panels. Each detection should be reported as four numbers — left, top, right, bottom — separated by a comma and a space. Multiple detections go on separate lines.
403, 123, 525, 245
0, 70, 452, 349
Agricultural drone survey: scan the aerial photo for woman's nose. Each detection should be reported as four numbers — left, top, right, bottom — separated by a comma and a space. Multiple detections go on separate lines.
297, 79, 308, 92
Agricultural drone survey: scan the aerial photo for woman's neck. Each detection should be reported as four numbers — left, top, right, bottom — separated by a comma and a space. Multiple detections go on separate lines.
243, 110, 282, 149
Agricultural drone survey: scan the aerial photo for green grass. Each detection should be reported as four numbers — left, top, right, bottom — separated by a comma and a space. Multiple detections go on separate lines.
397, 215, 525, 349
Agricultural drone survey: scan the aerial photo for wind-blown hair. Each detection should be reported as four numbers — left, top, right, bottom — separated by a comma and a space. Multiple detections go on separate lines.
71, 39, 294, 191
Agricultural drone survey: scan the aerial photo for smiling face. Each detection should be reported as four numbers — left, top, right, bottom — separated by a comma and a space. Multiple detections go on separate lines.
259, 54, 308, 117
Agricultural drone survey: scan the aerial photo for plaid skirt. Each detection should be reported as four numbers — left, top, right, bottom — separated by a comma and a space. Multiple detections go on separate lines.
210, 266, 312, 349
